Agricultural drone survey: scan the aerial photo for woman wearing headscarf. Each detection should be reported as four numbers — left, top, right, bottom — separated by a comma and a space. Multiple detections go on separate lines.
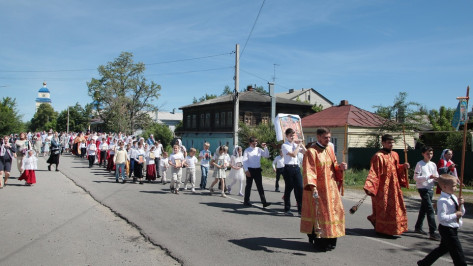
436, 149, 459, 194
0, 135, 16, 188
15, 132, 31, 174
47, 132, 61, 171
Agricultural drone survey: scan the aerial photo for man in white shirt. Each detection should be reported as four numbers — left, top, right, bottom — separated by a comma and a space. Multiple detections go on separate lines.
281, 128, 306, 215
242, 137, 271, 208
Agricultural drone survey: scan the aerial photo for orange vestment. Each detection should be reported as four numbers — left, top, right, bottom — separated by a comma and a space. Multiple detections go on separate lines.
364, 150, 408, 235
300, 145, 345, 238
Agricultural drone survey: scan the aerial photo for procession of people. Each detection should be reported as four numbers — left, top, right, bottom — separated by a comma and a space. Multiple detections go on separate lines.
0, 127, 468, 264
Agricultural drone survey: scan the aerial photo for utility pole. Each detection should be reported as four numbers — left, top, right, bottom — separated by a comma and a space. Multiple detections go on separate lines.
272, 64, 279, 83
233, 44, 240, 146
269, 82, 275, 125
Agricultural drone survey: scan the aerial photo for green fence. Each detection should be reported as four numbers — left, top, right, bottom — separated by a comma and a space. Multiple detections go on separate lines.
348, 148, 472, 185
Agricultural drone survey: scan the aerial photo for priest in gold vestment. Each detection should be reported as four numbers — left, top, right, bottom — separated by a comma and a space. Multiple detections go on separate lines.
301, 128, 346, 251
364, 134, 409, 236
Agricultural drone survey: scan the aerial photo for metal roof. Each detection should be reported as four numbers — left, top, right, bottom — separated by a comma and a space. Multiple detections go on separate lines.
180, 90, 312, 109
302, 104, 387, 128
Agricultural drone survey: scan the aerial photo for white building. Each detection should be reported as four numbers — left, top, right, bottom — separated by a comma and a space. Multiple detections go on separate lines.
35, 82, 52, 111
276, 88, 333, 110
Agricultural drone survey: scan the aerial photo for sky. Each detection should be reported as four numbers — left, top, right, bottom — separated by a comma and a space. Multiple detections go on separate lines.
1, 0, 473, 121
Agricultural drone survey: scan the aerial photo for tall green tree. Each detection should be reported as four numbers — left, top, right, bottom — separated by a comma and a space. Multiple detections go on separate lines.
87, 52, 161, 134
373, 92, 427, 130
0, 97, 24, 135
30, 103, 57, 131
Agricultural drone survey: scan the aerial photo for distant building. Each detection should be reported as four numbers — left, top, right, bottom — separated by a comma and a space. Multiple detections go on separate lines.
35, 82, 52, 111
276, 88, 333, 109
179, 88, 314, 149
148, 109, 183, 132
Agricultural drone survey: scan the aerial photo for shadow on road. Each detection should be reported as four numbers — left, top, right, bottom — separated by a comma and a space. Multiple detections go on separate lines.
229, 237, 313, 255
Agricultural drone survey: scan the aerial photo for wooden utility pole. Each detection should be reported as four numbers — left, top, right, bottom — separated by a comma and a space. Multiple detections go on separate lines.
233, 44, 240, 146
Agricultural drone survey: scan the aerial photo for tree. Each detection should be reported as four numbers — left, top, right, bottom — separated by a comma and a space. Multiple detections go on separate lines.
245, 85, 268, 95
221, 85, 233, 96
87, 52, 161, 134
0, 97, 24, 135
142, 122, 174, 151
30, 103, 57, 132
192, 93, 218, 104
56, 103, 92, 132
238, 122, 278, 157
373, 92, 427, 131
311, 103, 323, 113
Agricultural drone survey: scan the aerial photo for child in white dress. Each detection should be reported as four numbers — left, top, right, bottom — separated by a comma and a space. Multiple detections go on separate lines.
209, 145, 229, 197
169, 145, 184, 194
160, 152, 169, 184
19, 150, 38, 186
227, 146, 245, 196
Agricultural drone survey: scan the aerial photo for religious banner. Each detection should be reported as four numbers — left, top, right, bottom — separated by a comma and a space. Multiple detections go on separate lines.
274, 113, 304, 142
452, 99, 468, 131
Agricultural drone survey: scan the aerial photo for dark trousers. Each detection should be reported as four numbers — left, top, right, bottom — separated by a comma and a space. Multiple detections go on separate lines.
275, 168, 284, 190
418, 224, 466, 266
154, 158, 160, 177
129, 160, 135, 178
283, 165, 303, 213
88, 155, 95, 167
99, 151, 107, 166
80, 148, 86, 158
244, 168, 267, 204
415, 188, 437, 234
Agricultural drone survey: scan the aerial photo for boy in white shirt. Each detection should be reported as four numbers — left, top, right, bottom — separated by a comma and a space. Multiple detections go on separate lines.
272, 150, 285, 192
169, 145, 184, 194
184, 148, 198, 192
413, 146, 440, 241
417, 174, 466, 266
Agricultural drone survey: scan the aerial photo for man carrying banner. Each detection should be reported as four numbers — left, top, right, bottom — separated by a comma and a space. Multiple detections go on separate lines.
364, 134, 410, 236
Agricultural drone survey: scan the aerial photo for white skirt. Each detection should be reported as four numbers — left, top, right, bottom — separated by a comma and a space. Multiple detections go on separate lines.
228, 168, 245, 181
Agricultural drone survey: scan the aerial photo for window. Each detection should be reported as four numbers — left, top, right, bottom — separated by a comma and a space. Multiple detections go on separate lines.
200, 114, 205, 128
244, 112, 253, 126
261, 113, 269, 125
186, 115, 191, 128
227, 111, 232, 127
331, 138, 338, 156
192, 114, 197, 128
205, 113, 211, 128
215, 113, 220, 128
220, 112, 226, 127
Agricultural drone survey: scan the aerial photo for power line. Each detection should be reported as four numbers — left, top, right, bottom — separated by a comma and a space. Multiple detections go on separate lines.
0, 52, 234, 73
239, 0, 266, 59
146, 52, 234, 66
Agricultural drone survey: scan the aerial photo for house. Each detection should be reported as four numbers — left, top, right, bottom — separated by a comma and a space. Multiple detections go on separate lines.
276, 88, 333, 109
179, 87, 314, 149
148, 109, 183, 132
301, 100, 416, 163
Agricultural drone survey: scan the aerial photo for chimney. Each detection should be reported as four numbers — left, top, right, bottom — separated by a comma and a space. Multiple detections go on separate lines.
340, 100, 349, 106
247, 85, 253, 91
172, 108, 176, 114
289, 88, 294, 93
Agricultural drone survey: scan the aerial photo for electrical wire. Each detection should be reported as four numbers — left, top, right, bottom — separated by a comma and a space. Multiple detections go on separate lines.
0, 52, 234, 73
239, 0, 266, 59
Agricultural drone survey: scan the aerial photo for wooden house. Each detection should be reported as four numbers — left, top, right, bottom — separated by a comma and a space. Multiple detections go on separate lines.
179, 88, 313, 149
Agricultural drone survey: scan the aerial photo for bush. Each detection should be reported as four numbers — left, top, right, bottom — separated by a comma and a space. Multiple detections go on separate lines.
344, 169, 369, 186
142, 122, 174, 151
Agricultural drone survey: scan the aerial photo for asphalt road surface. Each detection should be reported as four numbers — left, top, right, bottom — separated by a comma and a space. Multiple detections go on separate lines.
1, 154, 471, 266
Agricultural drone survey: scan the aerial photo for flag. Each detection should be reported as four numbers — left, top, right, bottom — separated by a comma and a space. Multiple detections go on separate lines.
452, 99, 468, 131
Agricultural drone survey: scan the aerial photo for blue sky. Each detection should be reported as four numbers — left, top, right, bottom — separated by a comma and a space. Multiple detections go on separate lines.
1, 0, 473, 121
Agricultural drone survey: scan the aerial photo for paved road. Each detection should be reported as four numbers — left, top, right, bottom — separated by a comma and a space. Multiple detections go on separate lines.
0, 156, 178, 266
2, 154, 472, 265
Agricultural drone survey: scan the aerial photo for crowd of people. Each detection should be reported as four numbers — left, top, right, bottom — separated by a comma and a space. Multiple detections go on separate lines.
0, 128, 467, 264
